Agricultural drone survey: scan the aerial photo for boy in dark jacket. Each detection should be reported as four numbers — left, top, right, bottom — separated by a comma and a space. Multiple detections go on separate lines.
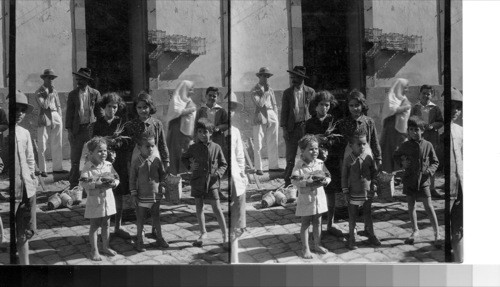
393, 116, 441, 246
182, 118, 228, 248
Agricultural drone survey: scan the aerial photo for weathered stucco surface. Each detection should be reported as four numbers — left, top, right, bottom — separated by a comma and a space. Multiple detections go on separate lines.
451, 0, 462, 90
368, 0, 440, 87
16, 0, 74, 93
154, 0, 223, 89
231, 0, 290, 92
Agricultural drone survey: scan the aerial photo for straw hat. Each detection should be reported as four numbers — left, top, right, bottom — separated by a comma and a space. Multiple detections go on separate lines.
451, 87, 463, 102
229, 92, 244, 111
40, 68, 57, 79
256, 67, 273, 77
15, 90, 34, 113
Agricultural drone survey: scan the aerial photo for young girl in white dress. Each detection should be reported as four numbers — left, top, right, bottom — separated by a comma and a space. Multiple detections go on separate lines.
291, 135, 331, 259
80, 136, 119, 261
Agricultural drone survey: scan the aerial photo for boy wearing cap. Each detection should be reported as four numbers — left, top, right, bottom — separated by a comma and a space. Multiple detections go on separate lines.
14, 91, 38, 264
250, 67, 280, 175
65, 68, 102, 188
34, 69, 65, 177
229, 92, 247, 263
281, 66, 316, 186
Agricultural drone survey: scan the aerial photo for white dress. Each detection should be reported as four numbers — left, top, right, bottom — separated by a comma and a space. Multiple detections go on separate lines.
80, 161, 119, 219
291, 158, 329, 216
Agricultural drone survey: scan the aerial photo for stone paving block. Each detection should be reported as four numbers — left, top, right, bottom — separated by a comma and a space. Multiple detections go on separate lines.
430, 250, 444, 261
30, 240, 52, 250
128, 253, 150, 263
49, 239, 69, 249
397, 244, 418, 252
43, 253, 63, 265
364, 252, 391, 262
57, 245, 78, 257
287, 242, 302, 252
338, 250, 363, 261
400, 256, 421, 263
239, 253, 258, 263
278, 234, 298, 244
261, 237, 281, 246
253, 252, 276, 263
244, 247, 268, 256
355, 247, 375, 254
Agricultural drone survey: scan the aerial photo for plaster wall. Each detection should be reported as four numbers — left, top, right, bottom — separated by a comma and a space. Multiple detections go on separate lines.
367, 0, 440, 87
154, 0, 223, 89
451, 0, 462, 90
231, 0, 290, 92
16, 0, 74, 93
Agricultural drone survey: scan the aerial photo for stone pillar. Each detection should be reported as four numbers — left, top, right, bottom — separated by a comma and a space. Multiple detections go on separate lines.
287, 0, 303, 70
71, 0, 87, 81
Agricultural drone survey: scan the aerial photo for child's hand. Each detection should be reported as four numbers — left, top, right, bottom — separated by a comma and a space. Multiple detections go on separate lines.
189, 158, 199, 171
320, 178, 331, 186
401, 155, 410, 169
130, 195, 138, 208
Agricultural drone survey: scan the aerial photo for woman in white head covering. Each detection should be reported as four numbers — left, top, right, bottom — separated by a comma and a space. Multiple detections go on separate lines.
380, 78, 411, 172
166, 80, 197, 175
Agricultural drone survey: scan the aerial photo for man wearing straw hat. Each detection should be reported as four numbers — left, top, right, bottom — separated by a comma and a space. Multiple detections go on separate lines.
250, 67, 281, 175
281, 66, 315, 187
14, 91, 38, 264
66, 68, 102, 188
34, 68, 65, 177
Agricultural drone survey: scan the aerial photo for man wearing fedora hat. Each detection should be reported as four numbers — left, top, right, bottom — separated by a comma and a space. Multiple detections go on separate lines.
34, 68, 65, 177
66, 67, 102, 188
14, 91, 38, 264
250, 67, 281, 175
281, 66, 316, 186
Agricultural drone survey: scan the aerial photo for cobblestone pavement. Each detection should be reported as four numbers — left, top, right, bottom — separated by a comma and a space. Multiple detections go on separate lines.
0, 162, 229, 265
237, 159, 445, 264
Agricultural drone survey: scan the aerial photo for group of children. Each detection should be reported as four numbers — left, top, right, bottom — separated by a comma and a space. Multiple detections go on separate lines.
79, 91, 228, 261
291, 83, 446, 258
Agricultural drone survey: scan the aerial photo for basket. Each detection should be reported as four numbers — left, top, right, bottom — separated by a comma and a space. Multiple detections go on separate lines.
60, 192, 73, 208
164, 175, 182, 204
283, 185, 298, 203
274, 190, 287, 206
68, 186, 83, 205
261, 191, 276, 208
47, 193, 62, 210
377, 171, 396, 199
334, 192, 348, 208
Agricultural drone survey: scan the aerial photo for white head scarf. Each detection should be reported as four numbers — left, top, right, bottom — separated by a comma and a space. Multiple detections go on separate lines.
381, 78, 411, 133
165, 80, 197, 136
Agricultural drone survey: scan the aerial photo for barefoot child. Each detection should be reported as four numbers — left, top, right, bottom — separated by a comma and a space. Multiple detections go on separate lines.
182, 118, 228, 248
393, 116, 441, 246
410, 85, 444, 197
130, 132, 169, 252
342, 129, 381, 250
291, 135, 331, 259
80, 137, 119, 261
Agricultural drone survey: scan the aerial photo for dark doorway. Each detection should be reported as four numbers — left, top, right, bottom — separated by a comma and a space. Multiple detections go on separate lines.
302, 0, 349, 93
85, 0, 132, 96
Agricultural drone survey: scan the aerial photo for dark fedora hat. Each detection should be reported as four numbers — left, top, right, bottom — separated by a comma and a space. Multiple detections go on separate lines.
287, 66, 308, 79
72, 67, 93, 80
256, 67, 273, 77
40, 68, 58, 79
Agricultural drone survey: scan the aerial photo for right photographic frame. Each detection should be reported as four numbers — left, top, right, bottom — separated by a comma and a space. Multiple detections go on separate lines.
229, 0, 462, 264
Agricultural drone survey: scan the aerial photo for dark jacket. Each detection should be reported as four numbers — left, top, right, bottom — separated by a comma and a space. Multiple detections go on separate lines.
280, 85, 315, 133
181, 141, 227, 193
65, 86, 102, 134
393, 138, 439, 192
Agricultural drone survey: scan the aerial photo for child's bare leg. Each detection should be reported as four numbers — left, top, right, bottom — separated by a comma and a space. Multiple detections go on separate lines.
405, 195, 419, 244
312, 214, 327, 254
209, 199, 228, 243
101, 216, 116, 256
135, 207, 147, 251
195, 198, 208, 241
363, 199, 381, 245
300, 216, 313, 259
422, 197, 441, 240
326, 193, 343, 237
347, 204, 358, 249
151, 203, 169, 248
230, 236, 239, 263
89, 218, 102, 261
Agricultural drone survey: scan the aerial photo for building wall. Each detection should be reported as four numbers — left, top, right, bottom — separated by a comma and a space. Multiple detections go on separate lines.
153, 0, 223, 89
16, 0, 74, 93
366, 0, 440, 87
0, 3, 4, 88
231, 0, 290, 92
451, 0, 462, 90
